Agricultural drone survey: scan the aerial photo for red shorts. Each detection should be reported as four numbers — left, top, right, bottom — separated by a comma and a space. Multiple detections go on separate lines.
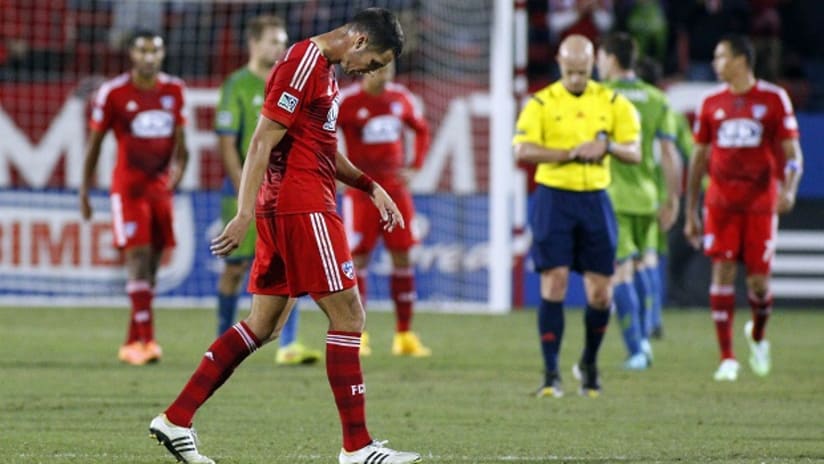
248, 211, 356, 298
110, 190, 175, 250
702, 206, 777, 275
342, 187, 417, 255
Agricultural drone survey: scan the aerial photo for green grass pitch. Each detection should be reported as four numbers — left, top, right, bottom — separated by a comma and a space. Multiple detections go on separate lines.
1, 306, 822, 463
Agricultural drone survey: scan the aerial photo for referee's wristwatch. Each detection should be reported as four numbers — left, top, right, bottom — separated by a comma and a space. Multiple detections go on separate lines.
597, 130, 611, 155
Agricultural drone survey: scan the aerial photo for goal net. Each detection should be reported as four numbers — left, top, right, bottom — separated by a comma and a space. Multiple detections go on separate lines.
0, 0, 509, 312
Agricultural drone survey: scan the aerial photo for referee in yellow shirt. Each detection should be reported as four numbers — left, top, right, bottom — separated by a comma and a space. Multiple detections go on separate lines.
513, 35, 641, 398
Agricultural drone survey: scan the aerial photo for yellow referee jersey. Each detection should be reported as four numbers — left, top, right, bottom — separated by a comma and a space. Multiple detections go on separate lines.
513, 80, 640, 191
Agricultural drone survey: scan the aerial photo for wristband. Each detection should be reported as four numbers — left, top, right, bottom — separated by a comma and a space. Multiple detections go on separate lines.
785, 159, 802, 173
353, 174, 375, 193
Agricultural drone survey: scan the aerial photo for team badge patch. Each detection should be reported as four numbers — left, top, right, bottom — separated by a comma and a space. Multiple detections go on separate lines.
341, 260, 355, 280
752, 104, 767, 119
160, 95, 175, 110
278, 91, 299, 113
216, 111, 233, 127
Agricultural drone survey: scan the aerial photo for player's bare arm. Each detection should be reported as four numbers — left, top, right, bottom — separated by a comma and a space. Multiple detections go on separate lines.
335, 151, 405, 232
684, 143, 710, 249
211, 116, 287, 256
513, 142, 571, 164
778, 138, 803, 214
79, 129, 106, 220
658, 138, 683, 230
168, 127, 189, 191
218, 133, 243, 191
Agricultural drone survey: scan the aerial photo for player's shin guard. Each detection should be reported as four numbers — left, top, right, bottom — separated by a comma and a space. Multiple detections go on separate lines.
326, 331, 371, 452
581, 305, 610, 365
165, 321, 260, 427
613, 282, 642, 356
538, 299, 564, 373
748, 291, 773, 342
633, 269, 653, 338
127, 280, 154, 344
391, 267, 416, 333
710, 285, 736, 360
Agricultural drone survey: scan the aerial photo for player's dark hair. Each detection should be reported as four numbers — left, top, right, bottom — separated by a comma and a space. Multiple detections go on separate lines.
636, 56, 662, 86
349, 8, 404, 58
129, 29, 164, 49
601, 32, 637, 70
720, 34, 755, 70
247, 15, 285, 41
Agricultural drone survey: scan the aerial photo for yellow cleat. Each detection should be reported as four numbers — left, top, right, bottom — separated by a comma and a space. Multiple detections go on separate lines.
391, 331, 431, 357
359, 332, 372, 357
275, 341, 321, 366
118, 342, 150, 366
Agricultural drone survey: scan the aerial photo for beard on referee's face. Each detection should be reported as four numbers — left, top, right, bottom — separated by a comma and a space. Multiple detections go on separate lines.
557, 34, 594, 95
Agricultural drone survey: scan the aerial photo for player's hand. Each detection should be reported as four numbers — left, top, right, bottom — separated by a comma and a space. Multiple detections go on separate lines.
569, 140, 607, 163
777, 189, 796, 214
369, 184, 405, 232
683, 213, 702, 250
210, 214, 252, 257
79, 188, 93, 220
659, 196, 680, 231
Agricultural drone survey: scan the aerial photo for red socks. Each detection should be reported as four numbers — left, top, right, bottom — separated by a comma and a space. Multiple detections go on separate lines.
126, 280, 153, 344
748, 291, 773, 342
326, 331, 371, 452
391, 268, 415, 333
710, 285, 736, 360
165, 321, 261, 427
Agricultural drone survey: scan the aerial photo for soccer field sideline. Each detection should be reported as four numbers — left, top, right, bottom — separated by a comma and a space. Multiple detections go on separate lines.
2, 307, 823, 463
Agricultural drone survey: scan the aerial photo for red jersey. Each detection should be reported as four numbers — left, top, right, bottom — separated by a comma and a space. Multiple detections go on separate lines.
693, 80, 798, 213
337, 82, 430, 189
258, 39, 339, 215
89, 72, 186, 193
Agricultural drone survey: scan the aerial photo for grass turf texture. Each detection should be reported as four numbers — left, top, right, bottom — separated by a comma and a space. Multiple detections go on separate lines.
1, 306, 822, 463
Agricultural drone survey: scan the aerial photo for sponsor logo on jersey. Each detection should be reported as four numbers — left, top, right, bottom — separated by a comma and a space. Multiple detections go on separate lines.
160, 95, 175, 110
131, 110, 175, 138
751, 104, 767, 119
341, 260, 355, 280
362, 115, 402, 144
277, 91, 299, 113
716, 118, 763, 148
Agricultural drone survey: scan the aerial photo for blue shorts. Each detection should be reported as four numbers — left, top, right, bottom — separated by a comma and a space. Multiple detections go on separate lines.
529, 185, 617, 276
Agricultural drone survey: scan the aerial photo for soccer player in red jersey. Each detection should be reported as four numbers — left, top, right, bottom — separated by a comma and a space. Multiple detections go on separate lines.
684, 35, 803, 382
149, 9, 421, 464
79, 30, 188, 366
337, 60, 432, 357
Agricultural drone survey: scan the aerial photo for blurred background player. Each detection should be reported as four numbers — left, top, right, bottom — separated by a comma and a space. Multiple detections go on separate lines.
337, 60, 431, 357
79, 30, 188, 366
635, 56, 695, 340
685, 35, 803, 382
149, 8, 421, 464
597, 32, 682, 370
214, 14, 320, 365
513, 34, 640, 398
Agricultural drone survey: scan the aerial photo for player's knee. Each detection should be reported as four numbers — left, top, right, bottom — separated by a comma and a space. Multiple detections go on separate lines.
747, 276, 770, 297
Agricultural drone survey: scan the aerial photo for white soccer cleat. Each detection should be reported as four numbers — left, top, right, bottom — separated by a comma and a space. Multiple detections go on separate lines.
149, 414, 215, 464
339, 440, 421, 464
713, 358, 740, 382
744, 320, 771, 377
